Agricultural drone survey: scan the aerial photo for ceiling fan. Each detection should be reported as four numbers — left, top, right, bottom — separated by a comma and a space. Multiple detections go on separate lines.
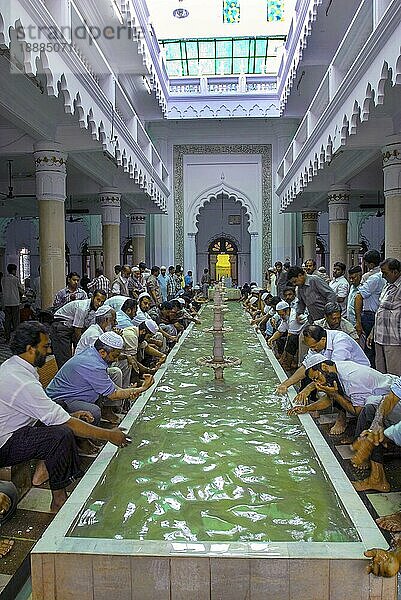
0, 160, 36, 199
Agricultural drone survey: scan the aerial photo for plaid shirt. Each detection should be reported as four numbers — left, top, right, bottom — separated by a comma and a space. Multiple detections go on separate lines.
374, 275, 401, 345
87, 275, 111, 297
166, 274, 176, 300
53, 287, 87, 309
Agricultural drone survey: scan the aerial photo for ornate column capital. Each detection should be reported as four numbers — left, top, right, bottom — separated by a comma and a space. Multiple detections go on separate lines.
99, 188, 121, 225
382, 141, 401, 196
301, 211, 319, 223
129, 212, 146, 237
327, 188, 350, 223
33, 141, 67, 202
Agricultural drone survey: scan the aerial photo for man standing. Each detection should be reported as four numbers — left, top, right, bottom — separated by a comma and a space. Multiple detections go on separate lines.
111, 265, 131, 297
287, 266, 336, 322
347, 265, 362, 325
201, 268, 211, 299
147, 266, 162, 307
51, 290, 107, 367
53, 272, 87, 309
329, 262, 349, 317
87, 267, 111, 298
158, 266, 168, 302
354, 250, 385, 366
314, 302, 359, 340
274, 261, 287, 299
166, 266, 176, 300
2, 264, 24, 343
129, 266, 146, 298
371, 258, 401, 376
184, 271, 193, 287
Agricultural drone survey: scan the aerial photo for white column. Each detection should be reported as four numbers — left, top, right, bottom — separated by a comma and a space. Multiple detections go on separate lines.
129, 212, 146, 264
34, 141, 67, 308
328, 187, 350, 267
301, 211, 319, 262
250, 231, 259, 284
99, 188, 121, 281
382, 139, 401, 260
186, 232, 197, 277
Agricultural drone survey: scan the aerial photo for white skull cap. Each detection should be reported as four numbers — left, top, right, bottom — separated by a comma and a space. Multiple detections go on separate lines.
144, 319, 159, 334
276, 301, 290, 311
303, 352, 328, 370
98, 331, 124, 349
95, 305, 113, 317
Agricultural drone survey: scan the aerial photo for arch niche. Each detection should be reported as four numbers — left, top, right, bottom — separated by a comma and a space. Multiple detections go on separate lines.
194, 189, 252, 285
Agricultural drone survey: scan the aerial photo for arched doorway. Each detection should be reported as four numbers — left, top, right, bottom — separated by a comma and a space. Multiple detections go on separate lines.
123, 239, 134, 266
208, 237, 238, 284
316, 237, 326, 268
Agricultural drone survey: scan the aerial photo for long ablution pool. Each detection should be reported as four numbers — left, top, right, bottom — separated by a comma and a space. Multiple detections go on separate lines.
32, 301, 395, 600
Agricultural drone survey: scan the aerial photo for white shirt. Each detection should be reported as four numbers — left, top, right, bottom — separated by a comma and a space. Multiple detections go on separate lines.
329, 276, 350, 317
2, 274, 23, 306
335, 360, 398, 407
74, 324, 103, 355
122, 326, 147, 356
303, 329, 370, 367
54, 299, 95, 329
0, 356, 70, 448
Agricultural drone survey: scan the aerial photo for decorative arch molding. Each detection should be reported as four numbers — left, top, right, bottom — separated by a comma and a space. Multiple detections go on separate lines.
280, 44, 401, 210
191, 184, 254, 233
0, 10, 167, 213
205, 232, 241, 252
173, 144, 272, 278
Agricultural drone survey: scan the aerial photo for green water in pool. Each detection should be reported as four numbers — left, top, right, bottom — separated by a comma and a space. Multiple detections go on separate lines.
69, 303, 359, 543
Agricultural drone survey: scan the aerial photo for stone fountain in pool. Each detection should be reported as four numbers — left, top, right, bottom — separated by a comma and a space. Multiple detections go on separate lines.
31, 297, 395, 599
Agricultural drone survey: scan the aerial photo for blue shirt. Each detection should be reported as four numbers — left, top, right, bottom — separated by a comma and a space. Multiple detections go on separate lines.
358, 272, 385, 312
157, 274, 168, 302
46, 347, 115, 405
116, 309, 134, 329
184, 275, 193, 286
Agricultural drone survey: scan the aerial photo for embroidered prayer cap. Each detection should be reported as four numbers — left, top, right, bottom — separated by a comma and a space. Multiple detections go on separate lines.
98, 331, 124, 349
95, 305, 113, 317
303, 353, 328, 370
276, 301, 290, 311
144, 319, 159, 334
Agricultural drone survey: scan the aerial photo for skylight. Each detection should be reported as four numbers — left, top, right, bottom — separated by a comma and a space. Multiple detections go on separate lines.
161, 37, 286, 77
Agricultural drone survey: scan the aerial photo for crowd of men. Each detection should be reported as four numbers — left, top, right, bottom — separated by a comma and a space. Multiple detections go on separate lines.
0, 260, 205, 561
0, 252, 400, 575
244, 251, 401, 577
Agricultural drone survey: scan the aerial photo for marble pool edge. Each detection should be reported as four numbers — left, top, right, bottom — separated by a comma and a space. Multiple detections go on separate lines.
32, 305, 388, 561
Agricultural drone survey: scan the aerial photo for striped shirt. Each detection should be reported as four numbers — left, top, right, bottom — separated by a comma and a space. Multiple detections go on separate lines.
87, 275, 111, 297
374, 275, 401, 345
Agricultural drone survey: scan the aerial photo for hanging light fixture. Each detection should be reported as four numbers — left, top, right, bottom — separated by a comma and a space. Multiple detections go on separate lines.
173, 0, 189, 19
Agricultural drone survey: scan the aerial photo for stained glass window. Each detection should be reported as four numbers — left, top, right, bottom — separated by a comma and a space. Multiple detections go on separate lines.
267, 0, 284, 21
161, 36, 285, 77
223, 0, 240, 23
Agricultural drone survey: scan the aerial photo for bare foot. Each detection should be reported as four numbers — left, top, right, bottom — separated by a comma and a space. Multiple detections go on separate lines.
0, 539, 14, 558
351, 438, 375, 470
329, 412, 347, 436
101, 407, 121, 424
50, 489, 67, 513
376, 512, 401, 532
353, 478, 391, 493
32, 460, 49, 486
77, 439, 99, 457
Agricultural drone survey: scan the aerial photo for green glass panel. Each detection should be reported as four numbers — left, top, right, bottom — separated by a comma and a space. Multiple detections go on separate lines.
187, 60, 200, 76
164, 42, 181, 60
216, 58, 232, 75
233, 57, 248, 73
198, 58, 215, 74
167, 60, 185, 77
199, 41, 215, 58
186, 41, 199, 59
216, 39, 232, 58
255, 38, 267, 56
233, 39, 249, 57
254, 57, 265, 73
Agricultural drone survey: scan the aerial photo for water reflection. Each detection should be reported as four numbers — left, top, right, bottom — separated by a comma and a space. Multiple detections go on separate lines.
70, 304, 358, 543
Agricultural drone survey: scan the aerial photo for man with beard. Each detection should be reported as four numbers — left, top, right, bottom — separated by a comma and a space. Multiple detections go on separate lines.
47, 331, 153, 425
0, 322, 131, 513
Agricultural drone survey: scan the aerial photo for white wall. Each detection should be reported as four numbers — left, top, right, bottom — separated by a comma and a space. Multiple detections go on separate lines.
147, 117, 300, 274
